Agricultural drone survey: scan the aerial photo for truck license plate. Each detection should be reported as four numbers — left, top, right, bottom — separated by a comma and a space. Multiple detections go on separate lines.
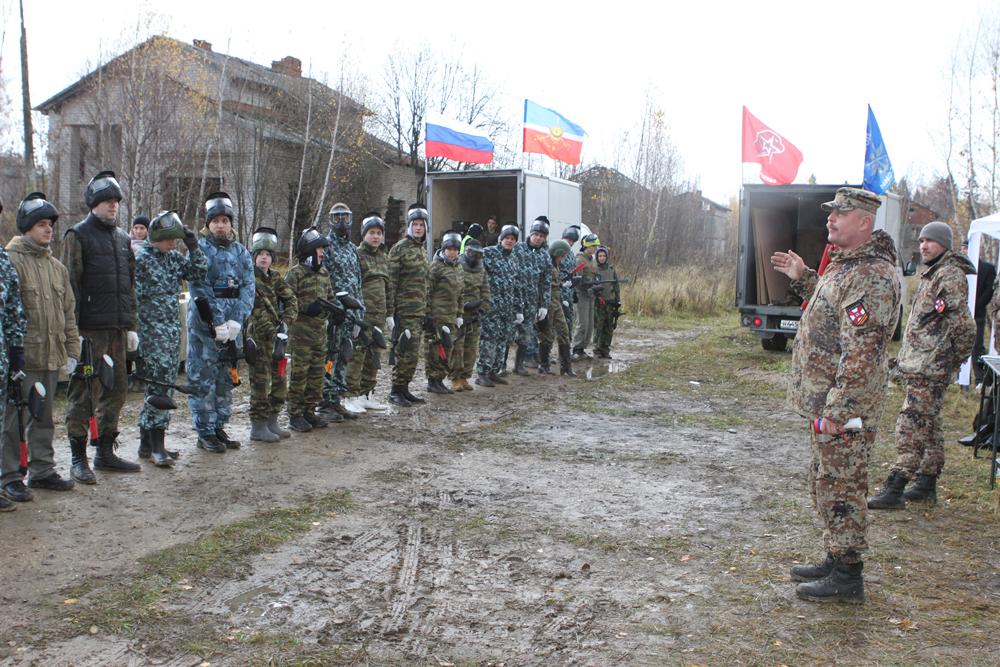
779, 319, 799, 331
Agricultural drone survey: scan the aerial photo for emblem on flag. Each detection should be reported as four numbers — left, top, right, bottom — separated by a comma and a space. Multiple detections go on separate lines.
934, 297, 946, 314
846, 301, 869, 326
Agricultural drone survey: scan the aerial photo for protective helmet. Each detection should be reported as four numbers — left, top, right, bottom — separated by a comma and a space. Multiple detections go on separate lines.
529, 216, 550, 237
16, 192, 59, 233
464, 239, 483, 256
296, 225, 328, 261
562, 225, 581, 243
595, 245, 609, 265
581, 233, 601, 248
205, 191, 235, 224
441, 232, 462, 250
499, 224, 519, 241
147, 210, 187, 242
466, 223, 483, 240
361, 213, 385, 237
84, 170, 123, 209
329, 202, 352, 237
251, 226, 280, 254
406, 205, 429, 238
549, 239, 572, 259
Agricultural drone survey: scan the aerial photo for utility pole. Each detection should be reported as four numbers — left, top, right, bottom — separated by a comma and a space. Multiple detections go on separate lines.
19, 0, 35, 189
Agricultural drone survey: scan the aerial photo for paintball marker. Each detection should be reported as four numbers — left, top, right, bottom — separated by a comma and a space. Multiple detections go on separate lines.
8, 371, 45, 476
355, 324, 388, 370
132, 376, 206, 397
273, 322, 289, 379
77, 338, 115, 442
319, 292, 364, 374
388, 315, 413, 366
194, 296, 254, 386
430, 325, 452, 362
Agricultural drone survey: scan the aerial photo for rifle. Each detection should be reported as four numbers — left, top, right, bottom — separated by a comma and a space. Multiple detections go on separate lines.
388, 315, 413, 366
76, 338, 115, 442
355, 324, 388, 370
430, 325, 453, 362
132, 376, 206, 397
194, 296, 256, 386
8, 371, 45, 476
317, 292, 364, 374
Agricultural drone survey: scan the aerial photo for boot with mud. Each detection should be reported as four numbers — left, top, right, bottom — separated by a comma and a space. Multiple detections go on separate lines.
452, 377, 472, 392
317, 402, 345, 424
538, 344, 554, 375
427, 378, 453, 394
288, 415, 313, 433
215, 427, 241, 449
795, 558, 864, 604
93, 432, 141, 473
489, 371, 508, 385
790, 552, 835, 582
69, 436, 96, 484
903, 473, 938, 504
559, 344, 578, 377
402, 385, 426, 404
196, 432, 227, 453
388, 385, 412, 406
305, 410, 333, 427
250, 420, 280, 443
148, 429, 174, 468
867, 470, 907, 509
137, 428, 152, 459
475, 373, 495, 387
513, 346, 530, 376
331, 397, 361, 420
266, 414, 291, 439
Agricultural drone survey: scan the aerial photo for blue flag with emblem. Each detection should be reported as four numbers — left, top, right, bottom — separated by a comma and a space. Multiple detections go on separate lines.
863, 105, 894, 195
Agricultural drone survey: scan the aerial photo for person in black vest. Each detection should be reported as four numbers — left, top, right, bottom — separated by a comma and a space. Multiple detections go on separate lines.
60, 171, 141, 482
961, 239, 996, 384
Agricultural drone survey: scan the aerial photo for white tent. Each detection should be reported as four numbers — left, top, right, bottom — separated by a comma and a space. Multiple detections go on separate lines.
960, 212, 1000, 385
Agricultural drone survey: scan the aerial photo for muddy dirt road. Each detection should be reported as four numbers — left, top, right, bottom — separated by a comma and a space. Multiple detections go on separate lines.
1, 322, 997, 666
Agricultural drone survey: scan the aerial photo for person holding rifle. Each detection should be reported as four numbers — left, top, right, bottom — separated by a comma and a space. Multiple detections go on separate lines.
448, 239, 491, 391
424, 232, 464, 395
592, 246, 622, 359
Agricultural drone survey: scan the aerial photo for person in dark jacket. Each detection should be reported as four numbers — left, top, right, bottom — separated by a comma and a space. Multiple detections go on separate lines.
961, 239, 996, 384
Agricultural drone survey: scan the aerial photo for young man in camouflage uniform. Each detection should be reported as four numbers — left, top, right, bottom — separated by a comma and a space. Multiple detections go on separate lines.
571, 234, 601, 360
61, 171, 141, 479
476, 225, 522, 386
592, 246, 622, 359
559, 225, 582, 336
0, 195, 27, 511
285, 227, 334, 432
387, 205, 430, 407
246, 227, 297, 442
512, 217, 551, 374
134, 211, 207, 466
320, 203, 366, 422
771, 187, 901, 604
449, 240, 491, 391
424, 232, 464, 395
538, 240, 576, 377
344, 214, 392, 412
1, 194, 69, 505
868, 221, 975, 509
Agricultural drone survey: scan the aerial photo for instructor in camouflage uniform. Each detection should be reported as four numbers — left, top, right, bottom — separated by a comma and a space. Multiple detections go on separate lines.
387, 205, 430, 406
771, 187, 900, 604
449, 240, 491, 391
868, 221, 975, 509
476, 225, 522, 386
424, 232, 464, 394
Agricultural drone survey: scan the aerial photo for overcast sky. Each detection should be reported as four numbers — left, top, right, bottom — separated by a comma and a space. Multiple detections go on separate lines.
2, 0, 994, 203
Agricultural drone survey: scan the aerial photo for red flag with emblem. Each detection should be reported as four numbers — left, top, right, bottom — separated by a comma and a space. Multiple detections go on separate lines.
742, 106, 804, 185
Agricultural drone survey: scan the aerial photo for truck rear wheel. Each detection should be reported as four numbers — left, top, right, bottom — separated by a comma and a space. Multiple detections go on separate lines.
761, 334, 788, 352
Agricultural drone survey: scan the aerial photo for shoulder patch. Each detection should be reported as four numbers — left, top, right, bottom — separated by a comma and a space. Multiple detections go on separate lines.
846, 300, 869, 326
934, 296, 946, 314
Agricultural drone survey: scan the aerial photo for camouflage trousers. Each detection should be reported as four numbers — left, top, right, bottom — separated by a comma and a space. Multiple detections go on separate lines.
572, 295, 595, 351
0, 369, 57, 485
808, 427, 875, 560
322, 322, 352, 402
890, 378, 946, 478
66, 329, 128, 440
138, 324, 181, 430
249, 354, 288, 421
477, 310, 516, 375
449, 322, 481, 380
538, 299, 569, 348
425, 320, 456, 381
517, 317, 539, 357
186, 327, 237, 437
287, 321, 327, 415
593, 303, 617, 354
346, 344, 381, 397
391, 316, 424, 386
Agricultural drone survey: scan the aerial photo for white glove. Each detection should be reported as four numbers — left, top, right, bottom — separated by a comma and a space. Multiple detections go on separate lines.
225, 320, 241, 341
514, 313, 524, 324
214, 324, 229, 341
126, 331, 139, 352
562, 300, 570, 308
562, 280, 572, 288
62, 357, 78, 376
536, 307, 548, 321
456, 317, 464, 329
386, 316, 394, 333
352, 324, 361, 338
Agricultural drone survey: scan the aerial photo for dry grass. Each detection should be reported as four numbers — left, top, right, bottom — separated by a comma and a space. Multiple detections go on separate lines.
621, 263, 735, 318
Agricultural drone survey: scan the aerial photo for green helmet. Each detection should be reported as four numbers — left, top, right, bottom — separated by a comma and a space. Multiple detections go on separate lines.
549, 239, 572, 259
251, 226, 280, 254
148, 210, 186, 242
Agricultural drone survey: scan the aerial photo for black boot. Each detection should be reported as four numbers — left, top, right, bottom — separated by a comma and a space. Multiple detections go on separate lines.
903, 473, 938, 503
402, 385, 426, 404
427, 378, 452, 394
389, 385, 412, 406
93, 433, 141, 473
197, 432, 227, 453
559, 344, 577, 377
489, 371, 508, 385
513, 346, 530, 376
317, 401, 345, 423
332, 397, 360, 420
149, 429, 174, 468
795, 558, 864, 604
475, 372, 495, 387
538, 344, 554, 375
138, 428, 152, 459
69, 436, 96, 484
304, 411, 331, 428
790, 552, 835, 582
215, 427, 241, 449
867, 471, 907, 510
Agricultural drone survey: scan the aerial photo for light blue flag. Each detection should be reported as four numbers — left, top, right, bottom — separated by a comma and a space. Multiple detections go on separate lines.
864, 105, 895, 194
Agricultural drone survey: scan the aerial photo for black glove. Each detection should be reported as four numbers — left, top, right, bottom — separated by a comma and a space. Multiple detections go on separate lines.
183, 228, 199, 252
305, 301, 323, 317
8, 346, 24, 374
423, 315, 436, 334
590, 284, 604, 295
571, 275, 583, 287
572, 291, 579, 304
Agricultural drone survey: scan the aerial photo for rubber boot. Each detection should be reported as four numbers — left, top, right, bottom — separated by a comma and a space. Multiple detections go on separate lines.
475, 373, 495, 387
489, 371, 508, 385
266, 414, 291, 439
197, 432, 227, 453
790, 552, 835, 582
538, 344, 554, 375
149, 429, 174, 468
795, 559, 864, 604
93, 432, 141, 472
500, 345, 510, 377
70, 436, 96, 484
138, 428, 152, 459
389, 385, 412, 407
402, 385, 426, 404
559, 344, 577, 377
215, 427, 241, 449
867, 471, 907, 510
903, 473, 938, 504
250, 420, 280, 443
513, 346, 530, 376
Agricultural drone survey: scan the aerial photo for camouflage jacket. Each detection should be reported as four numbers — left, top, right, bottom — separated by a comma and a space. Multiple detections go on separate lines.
426, 251, 463, 325
0, 247, 26, 369
595, 261, 621, 305
559, 252, 581, 306
788, 230, 901, 424
481, 229, 499, 248
357, 242, 391, 325
460, 254, 492, 322
483, 245, 519, 316
897, 250, 976, 382
324, 233, 366, 325
249, 266, 298, 342
136, 241, 209, 345
188, 229, 255, 328
387, 235, 429, 319
285, 262, 334, 332
5, 236, 65, 370
513, 241, 550, 314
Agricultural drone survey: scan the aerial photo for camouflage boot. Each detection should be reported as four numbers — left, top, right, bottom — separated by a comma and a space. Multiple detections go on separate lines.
795, 559, 864, 604
903, 474, 937, 504
867, 471, 907, 510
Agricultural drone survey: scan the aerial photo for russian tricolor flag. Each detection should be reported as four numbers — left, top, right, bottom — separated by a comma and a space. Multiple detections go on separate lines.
425, 112, 494, 164
523, 100, 585, 165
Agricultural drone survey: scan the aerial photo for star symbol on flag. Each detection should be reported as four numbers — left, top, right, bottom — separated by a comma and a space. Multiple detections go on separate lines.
754, 130, 785, 163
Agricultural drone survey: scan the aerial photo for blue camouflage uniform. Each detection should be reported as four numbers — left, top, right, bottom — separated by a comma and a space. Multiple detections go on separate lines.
186, 230, 254, 437
477, 244, 519, 376
0, 248, 28, 404
136, 241, 208, 430
512, 240, 550, 357
322, 232, 366, 403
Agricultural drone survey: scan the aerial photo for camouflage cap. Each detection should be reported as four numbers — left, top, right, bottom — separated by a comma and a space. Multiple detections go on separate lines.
820, 187, 881, 214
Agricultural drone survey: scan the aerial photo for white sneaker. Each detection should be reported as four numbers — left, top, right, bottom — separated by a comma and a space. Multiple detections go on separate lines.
359, 392, 389, 410
342, 397, 366, 414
